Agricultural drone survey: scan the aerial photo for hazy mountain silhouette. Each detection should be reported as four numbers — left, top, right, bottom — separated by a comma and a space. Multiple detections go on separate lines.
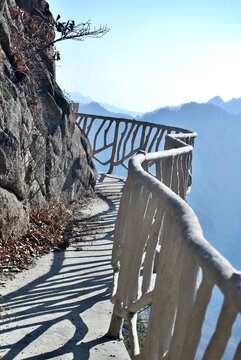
76, 101, 133, 119
207, 96, 225, 107
207, 95, 241, 115
140, 102, 241, 268
99, 102, 142, 118
68, 91, 92, 104
68, 91, 141, 118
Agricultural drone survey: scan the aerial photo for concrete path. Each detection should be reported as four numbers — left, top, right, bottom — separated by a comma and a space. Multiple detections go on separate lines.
0, 173, 130, 360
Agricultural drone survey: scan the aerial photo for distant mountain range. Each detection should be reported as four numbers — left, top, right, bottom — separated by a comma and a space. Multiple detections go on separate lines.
72, 101, 134, 119
69, 90, 241, 118
140, 101, 241, 266
207, 95, 241, 114
68, 91, 142, 119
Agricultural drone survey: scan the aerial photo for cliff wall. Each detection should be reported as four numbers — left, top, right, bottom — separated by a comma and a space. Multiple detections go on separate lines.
0, 0, 96, 240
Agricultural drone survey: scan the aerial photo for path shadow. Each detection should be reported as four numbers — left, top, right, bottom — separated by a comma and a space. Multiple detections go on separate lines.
0, 174, 126, 360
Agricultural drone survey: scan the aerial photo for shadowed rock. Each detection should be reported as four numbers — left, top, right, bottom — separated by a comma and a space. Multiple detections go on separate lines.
0, 0, 97, 240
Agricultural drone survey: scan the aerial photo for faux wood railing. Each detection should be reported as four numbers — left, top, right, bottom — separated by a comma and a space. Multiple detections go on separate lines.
71, 103, 191, 174
106, 133, 241, 360
71, 103, 241, 359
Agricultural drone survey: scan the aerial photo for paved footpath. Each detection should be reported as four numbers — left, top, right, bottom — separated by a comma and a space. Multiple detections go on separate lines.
0, 173, 130, 360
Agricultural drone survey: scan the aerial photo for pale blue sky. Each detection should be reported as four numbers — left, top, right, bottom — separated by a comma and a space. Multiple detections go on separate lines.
48, 0, 241, 112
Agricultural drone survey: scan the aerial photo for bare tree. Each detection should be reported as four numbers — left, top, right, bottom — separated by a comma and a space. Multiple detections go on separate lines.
49, 16, 109, 49
9, 6, 110, 67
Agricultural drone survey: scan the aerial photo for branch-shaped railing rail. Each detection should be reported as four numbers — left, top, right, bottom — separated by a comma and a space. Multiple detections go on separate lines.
71, 103, 241, 359
106, 132, 241, 360
71, 104, 191, 174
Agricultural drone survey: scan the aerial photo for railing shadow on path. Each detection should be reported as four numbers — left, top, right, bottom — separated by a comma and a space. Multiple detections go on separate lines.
0, 173, 128, 360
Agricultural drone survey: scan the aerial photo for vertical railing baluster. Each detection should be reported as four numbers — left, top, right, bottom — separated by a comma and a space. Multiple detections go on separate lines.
140, 125, 147, 150
166, 257, 200, 359
202, 298, 238, 360
180, 273, 214, 360
108, 120, 120, 174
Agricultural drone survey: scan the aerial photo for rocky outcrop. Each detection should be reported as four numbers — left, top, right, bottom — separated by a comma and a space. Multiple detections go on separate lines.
0, 0, 97, 240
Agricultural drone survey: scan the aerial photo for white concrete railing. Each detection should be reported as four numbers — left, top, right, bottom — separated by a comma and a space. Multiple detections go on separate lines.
107, 132, 241, 360
70, 102, 192, 175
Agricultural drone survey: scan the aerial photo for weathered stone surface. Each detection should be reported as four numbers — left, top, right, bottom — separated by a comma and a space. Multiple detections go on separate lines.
0, 188, 29, 240
0, 0, 97, 240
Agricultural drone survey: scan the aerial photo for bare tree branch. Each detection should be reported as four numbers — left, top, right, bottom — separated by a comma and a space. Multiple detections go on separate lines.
42, 20, 109, 51
8, 6, 110, 65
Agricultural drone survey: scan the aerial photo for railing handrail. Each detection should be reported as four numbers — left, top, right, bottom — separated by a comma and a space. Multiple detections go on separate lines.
70, 103, 241, 359
130, 151, 240, 297
75, 112, 192, 133
107, 131, 241, 360
71, 103, 195, 174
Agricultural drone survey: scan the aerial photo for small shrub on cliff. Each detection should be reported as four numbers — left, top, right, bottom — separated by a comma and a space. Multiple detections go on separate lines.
8, 5, 109, 78
6, 5, 109, 112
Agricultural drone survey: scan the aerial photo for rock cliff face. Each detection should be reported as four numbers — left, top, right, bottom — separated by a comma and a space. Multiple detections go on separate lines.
0, 0, 96, 240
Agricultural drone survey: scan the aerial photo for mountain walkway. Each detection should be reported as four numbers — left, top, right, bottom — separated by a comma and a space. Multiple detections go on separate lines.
1, 107, 240, 359
0, 173, 130, 360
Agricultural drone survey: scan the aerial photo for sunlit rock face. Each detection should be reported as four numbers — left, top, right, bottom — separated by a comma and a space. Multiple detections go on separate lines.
0, 0, 96, 240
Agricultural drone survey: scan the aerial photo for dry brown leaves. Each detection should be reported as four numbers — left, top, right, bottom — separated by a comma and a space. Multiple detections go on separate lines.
0, 203, 74, 274
0, 191, 122, 276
